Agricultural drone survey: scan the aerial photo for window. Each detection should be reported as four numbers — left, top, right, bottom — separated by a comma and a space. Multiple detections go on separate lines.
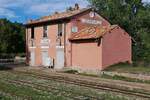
71, 26, 78, 33
43, 25, 48, 38
58, 24, 63, 36
89, 11, 95, 18
31, 27, 34, 39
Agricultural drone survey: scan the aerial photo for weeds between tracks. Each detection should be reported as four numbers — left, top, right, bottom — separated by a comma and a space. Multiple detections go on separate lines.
10, 70, 150, 99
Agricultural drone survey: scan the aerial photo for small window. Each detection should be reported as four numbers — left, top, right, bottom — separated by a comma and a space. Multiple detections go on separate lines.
58, 24, 63, 36
31, 27, 34, 39
43, 25, 48, 38
71, 26, 78, 33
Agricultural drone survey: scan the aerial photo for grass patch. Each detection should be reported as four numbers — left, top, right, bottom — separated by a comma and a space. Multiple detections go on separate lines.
79, 73, 99, 77
100, 93, 127, 100
0, 65, 12, 70
78, 71, 150, 85
0, 80, 67, 100
101, 73, 150, 84
63, 69, 79, 74
105, 62, 150, 74
63, 69, 99, 77
0, 94, 14, 100
0, 70, 142, 100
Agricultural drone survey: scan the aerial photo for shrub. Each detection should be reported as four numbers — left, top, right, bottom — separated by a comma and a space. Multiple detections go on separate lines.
64, 70, 78, 74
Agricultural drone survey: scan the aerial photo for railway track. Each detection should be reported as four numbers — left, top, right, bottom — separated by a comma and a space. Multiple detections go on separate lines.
10, 70, 150, 99
3, 78, 100, 100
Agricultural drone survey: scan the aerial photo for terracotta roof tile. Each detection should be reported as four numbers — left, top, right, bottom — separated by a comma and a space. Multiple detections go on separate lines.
69, 25, 118, 40
26, 8, 91, 25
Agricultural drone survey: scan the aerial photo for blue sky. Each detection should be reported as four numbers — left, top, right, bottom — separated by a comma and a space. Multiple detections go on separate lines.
0, 0, 149, 23
0, 0, 89, 23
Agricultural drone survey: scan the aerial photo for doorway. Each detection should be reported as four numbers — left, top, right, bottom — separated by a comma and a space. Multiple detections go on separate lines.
42, 51, 49, 66
56, 47, 64, 69
30, 51, 35, 66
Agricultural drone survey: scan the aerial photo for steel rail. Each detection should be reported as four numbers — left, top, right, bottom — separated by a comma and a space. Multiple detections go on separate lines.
11, 70, 150, 99
3, 78, 99, 100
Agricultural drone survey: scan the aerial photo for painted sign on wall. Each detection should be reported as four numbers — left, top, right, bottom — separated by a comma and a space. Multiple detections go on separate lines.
40, 39, 50, 47
81, 18, 102, 25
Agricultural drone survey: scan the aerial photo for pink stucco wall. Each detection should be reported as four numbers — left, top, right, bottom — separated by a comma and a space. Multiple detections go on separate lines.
47, 24, 57, 65
65, 22, 72, 67
102, 27, 132, 70
27, 24, 58, 66
34, 26, 42, 66
69, 26, 132, 71
71, 40, 102, 70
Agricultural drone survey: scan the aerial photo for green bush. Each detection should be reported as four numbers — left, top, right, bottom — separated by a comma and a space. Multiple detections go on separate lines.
0, 53, 15, 59
16, 53, 26, 57
0, 65, 12, 70
64, 70, 78, 74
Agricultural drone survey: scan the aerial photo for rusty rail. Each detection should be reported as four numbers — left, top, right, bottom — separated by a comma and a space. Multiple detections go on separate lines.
10, 70, 150, 99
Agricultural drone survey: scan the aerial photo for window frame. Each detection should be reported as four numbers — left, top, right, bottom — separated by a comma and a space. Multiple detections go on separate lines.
71, 26, 78, 33
43, 25, 48, 38
31, 27, 34, 39
58, 24, 63, 37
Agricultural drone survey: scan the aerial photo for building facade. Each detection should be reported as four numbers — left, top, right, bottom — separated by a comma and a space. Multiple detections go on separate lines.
25, 4, 132, 70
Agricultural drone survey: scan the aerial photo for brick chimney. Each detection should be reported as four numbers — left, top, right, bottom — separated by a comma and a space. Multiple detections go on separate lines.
75, 3, 79, 10
54, 11, 59, 14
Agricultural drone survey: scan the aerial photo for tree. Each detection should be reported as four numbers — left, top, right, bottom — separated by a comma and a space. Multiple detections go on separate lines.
0, 18, 25, 54
88, 0, 150, 63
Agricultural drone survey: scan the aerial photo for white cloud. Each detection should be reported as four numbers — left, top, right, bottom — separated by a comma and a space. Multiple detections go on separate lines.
27, 3, 65, 15
0, 0, 89, 21
0, 0, 23, 18
25, 0, 89, 15
142, 0, 150, 3
0, 0, 149, 22
29, 4, 51, 14
0, 8, 17, 18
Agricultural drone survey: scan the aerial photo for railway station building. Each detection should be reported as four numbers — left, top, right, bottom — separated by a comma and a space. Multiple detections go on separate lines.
25, 4, 132, 71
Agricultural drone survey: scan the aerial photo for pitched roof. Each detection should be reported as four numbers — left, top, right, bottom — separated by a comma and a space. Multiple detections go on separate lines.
69, 25, 118, 41
26, 8, 92, 25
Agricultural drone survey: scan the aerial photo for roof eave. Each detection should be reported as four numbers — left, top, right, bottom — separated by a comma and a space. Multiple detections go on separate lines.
25, 7, 92, 27
69, 36, 102, 41
25, 17, 71, 27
